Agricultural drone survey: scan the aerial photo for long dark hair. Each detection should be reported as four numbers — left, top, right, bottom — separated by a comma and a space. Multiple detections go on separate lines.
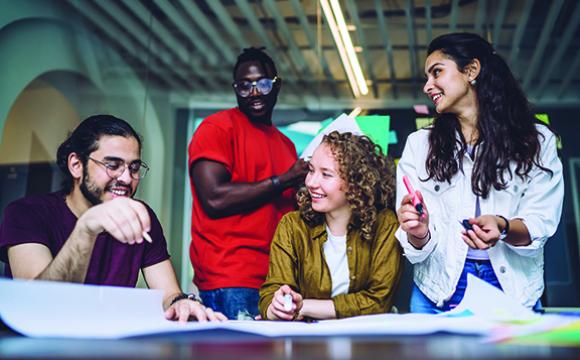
56, 114, 142, 193
425, 32, 553, 198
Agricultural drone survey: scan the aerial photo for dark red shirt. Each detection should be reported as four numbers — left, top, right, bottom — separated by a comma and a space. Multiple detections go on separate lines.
0, 191, 170, 286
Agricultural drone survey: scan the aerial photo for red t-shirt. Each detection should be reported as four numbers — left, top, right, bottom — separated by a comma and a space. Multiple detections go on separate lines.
188, 108, 297, 290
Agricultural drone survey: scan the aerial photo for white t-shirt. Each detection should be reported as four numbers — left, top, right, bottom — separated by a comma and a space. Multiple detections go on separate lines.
323, 226, 350, 297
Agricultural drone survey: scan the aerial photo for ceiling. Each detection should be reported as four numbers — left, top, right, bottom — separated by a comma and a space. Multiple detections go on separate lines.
63, 0, 580, 110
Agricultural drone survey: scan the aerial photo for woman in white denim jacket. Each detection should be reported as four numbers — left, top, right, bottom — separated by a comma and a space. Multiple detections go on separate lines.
395, 33, 564, 312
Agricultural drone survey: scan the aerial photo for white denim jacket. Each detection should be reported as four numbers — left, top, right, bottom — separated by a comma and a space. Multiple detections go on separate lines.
395, 125, 564, 308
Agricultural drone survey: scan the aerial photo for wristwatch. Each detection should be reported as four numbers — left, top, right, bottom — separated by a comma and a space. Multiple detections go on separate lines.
170, 293, 203, 306
497, 215, 510, 241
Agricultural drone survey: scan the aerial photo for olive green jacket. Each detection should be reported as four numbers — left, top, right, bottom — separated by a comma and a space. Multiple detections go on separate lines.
259, 209, 402, 319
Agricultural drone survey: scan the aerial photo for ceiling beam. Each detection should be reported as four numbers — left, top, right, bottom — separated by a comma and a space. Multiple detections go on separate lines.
262, 0, 319, 100
288, 0, 337, 97
177, 0, 236, 65
262, 0, 311, 77
65, 0, 187, 91
155, 1, 221, 71
507, 0, 534, 66
536, 2, 580, 98
449, 0, 459, 32
522, 0, 565, 90
491, 0, 508, 46
374, 0, 398, 99
425, 0, 432, 44
404, 0, 419, 98
474, 0, 486, 35
204, 0, 248, 51
120, 0, 187, 63
119, 0, 221, 91
95, 0, 215, 91
344, 0, 377, 98
557, 48, 580, 97
233, 0, 292, 76
233, 0, 305, 100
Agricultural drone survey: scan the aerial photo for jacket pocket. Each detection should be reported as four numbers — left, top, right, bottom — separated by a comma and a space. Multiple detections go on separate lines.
493, 175, 528, 217
419, 178, 458, 222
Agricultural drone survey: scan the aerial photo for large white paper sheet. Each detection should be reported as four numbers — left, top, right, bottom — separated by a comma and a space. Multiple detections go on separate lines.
3, 275, 560, 340
0, 278, 498, 339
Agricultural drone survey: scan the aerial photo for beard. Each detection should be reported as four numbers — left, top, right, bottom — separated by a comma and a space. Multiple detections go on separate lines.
80, 167, 104, 206
79, 167, 135, 206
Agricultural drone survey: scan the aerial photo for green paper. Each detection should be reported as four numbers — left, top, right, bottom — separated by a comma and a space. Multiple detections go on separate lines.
415, 117, 433, 129
507, 320, 580, 347
535, 113, 550, 125
389, 130, 398, 145
279, 127, 315, 156
355, 115, 391, 155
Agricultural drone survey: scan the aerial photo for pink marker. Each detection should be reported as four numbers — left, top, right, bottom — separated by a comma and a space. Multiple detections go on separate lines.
402, 175, 424, 216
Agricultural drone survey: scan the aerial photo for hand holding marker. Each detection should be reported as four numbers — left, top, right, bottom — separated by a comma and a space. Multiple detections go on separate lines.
459, 219, 473, 231
402, 175, 424, 217
283, 294, 293, 311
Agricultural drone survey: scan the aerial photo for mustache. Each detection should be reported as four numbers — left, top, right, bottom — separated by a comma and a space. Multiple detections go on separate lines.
105, 181, 132, 190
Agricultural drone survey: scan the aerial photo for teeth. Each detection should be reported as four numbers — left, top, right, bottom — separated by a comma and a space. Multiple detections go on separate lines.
310, 193, 325, 199
110, 189, 128, 196
432, 93, 442, 101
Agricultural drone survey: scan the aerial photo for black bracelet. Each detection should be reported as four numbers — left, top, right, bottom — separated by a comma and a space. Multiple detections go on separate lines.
170, 293, 202, 306
497, 214, 510, 239
270, 175, 282, 190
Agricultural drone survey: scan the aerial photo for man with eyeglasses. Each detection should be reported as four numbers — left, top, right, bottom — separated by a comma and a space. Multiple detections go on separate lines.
0, 115, 225, 322
188, 48, 308, 319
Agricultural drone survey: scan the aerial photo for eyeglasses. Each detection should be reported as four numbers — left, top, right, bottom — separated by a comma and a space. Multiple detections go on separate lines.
88, 157, 149, 180
232, 76, 278, 98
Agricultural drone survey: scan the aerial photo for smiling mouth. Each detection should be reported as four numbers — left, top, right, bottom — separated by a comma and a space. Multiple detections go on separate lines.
431, 93, 442, 104
310, 192, 326, 199
107, 186, 131, 197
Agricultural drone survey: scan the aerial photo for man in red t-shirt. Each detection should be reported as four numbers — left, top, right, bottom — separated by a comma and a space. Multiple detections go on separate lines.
188, 48, 308, 319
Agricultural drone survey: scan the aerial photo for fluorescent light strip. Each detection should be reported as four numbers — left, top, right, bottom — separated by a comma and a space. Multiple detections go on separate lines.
329, 0, 369, 95
320, 0, 360, 97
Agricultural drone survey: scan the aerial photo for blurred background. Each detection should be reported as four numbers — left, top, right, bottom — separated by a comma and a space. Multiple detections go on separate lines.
1, 0, 578, 309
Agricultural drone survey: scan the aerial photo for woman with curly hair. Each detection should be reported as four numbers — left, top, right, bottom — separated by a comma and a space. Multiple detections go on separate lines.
259, 131, 401, 321
396, 32, 563, 313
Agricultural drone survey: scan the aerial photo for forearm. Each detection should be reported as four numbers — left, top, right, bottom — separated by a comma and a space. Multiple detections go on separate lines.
201, 178, 282, 218
142, 260, 183, 310
500, 218, 531, 247
299, 299, 336, 320
36, 226, 96, 282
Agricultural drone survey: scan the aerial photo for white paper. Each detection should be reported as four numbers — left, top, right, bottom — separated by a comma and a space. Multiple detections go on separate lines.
0, 278, 499, 339
449, 273, 538, 321
300, 113, 361, 159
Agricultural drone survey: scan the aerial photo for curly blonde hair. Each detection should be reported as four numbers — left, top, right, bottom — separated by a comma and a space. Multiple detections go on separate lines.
297, 131, 395, 241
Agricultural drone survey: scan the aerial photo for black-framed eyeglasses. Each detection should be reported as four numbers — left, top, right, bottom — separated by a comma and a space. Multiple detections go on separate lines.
88, 157, 149, 180
232, 76, 278, 98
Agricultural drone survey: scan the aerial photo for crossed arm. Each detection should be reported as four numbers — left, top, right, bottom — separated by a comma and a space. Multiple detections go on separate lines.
190, 158, 307, 218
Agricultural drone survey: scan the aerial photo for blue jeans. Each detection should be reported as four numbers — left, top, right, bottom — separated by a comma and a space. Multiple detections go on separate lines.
411, 259, 503, 313
199, 287, 259, 320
